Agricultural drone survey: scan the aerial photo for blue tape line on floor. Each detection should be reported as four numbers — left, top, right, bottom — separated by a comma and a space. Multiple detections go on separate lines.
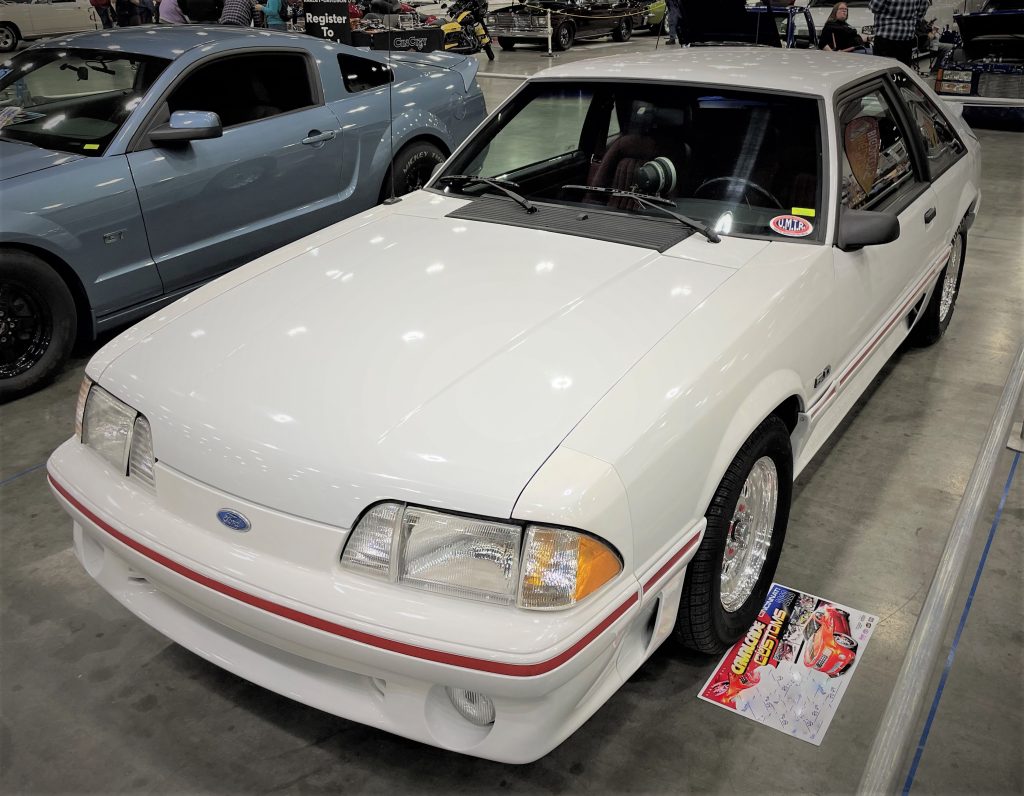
902, 450, 1021, 795
0, 461, 46, 488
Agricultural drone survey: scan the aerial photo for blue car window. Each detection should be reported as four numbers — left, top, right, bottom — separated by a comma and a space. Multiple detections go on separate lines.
166, 53, 316, 128
338, 54, 393, 93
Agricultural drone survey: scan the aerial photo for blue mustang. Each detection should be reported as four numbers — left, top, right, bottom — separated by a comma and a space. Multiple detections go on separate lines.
0, 26, 485, 400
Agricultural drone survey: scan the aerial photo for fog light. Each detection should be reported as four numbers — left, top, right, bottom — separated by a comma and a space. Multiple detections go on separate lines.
445, 687, 495, 726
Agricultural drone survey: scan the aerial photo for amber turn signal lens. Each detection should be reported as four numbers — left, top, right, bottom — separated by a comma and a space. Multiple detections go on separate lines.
518, 527, 622, 609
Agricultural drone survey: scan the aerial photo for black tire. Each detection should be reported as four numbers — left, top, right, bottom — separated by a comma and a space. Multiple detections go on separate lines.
833, 632, 858, 651
0, 251, 77, 402
483, 43, 495, 60
0, 23, 18, 52
552, 21, 574, 51
499, 37, 516, 50
611, 15, 632, 42
380, 140, 446, 202
675, 415, 793, 654
909, 227, 966, 347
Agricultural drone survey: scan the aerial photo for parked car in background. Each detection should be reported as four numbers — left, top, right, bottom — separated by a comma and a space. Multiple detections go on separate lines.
0, 26, 485, 400
642, 0, 666, 33
49, 48, 979, 762
0, 0, 98, 52
488, 0, 646, 51
934, 0, 1024, 128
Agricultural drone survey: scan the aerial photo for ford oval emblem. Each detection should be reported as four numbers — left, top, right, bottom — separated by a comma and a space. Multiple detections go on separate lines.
216, 509, 251, 532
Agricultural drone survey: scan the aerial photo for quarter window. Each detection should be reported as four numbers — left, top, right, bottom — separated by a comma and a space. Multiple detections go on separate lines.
166, 53, 316, 128
890, 72, 965, 179
338, 54, 393, 93
838, 88, 917, 211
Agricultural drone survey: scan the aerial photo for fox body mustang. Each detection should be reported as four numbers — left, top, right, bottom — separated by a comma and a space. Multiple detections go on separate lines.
49, 48, 980, 762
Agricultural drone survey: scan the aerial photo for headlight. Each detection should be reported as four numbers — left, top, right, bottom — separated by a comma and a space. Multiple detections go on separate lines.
936, 81, 971, 95
82, 384, 137, 470
79, 379, 156, 490
341, 502, 622, 609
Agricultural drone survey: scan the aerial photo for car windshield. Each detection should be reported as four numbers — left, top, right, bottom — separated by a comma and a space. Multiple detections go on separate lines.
0, 49, 170, 156
435, 81, 824, 243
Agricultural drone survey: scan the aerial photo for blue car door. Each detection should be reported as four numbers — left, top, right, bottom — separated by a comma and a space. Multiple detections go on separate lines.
126, 50, 345, 293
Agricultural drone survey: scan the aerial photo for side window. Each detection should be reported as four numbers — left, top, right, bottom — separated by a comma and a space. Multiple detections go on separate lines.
890, 72, 965, 179
166, 53, 316, 128
838, 87, 918, 211
338, 54, 393, 93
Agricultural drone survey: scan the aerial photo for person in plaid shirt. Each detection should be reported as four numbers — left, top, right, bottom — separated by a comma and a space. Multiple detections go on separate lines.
869, 0, 930, 65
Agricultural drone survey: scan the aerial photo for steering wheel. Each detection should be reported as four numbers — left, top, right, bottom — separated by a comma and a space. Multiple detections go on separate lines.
694, 176, 784, 210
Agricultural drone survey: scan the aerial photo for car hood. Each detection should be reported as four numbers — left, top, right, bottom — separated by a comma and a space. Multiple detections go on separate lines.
0, 139, 84, 180
954, 9, 1024, 61
676, 0, 782, 46
96, 195, 749, 528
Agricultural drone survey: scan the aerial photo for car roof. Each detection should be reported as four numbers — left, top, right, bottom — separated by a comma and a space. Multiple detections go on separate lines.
530, 47, 891, 98
25, 25, 311, 59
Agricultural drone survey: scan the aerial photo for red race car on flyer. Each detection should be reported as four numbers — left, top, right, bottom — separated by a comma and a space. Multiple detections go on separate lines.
802, 605, 859, 677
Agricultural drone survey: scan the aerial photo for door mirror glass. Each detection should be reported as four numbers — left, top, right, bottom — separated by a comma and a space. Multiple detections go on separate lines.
837, 208, 900, 252
150, 110, 223, 143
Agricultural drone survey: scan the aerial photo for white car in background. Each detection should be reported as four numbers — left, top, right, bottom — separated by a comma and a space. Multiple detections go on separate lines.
0, 0, 99, 52
49, 48, 980, 763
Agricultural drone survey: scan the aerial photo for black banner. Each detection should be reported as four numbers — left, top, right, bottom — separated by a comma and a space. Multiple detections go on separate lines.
303, 0, 352, 44
350, 26, 445, 51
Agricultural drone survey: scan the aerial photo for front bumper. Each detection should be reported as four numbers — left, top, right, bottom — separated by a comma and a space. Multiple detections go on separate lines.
48, 439, 700, 763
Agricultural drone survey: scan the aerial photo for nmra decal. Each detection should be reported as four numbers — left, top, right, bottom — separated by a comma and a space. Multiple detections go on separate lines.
769, 215, 814, 238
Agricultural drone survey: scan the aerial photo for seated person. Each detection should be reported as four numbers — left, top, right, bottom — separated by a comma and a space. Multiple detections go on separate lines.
819, 2, 867, 52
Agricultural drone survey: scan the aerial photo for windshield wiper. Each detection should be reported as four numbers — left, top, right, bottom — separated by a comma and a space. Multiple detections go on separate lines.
435, 174, 537, 214
561, 184, 721, 244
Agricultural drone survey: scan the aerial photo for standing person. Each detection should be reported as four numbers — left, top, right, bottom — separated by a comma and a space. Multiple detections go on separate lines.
663, 0, 681, 45
819, 2, 867, 52
868, 0, 929, 66
90, 0, 116, 28
157, 0, 189, 23
219, 0, 263, 25
262, 0, 287, 29
116, 0, 142, 26
139, 0, 155, 22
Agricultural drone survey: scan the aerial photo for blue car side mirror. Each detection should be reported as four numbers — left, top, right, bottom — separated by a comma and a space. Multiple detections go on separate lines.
150, 111, 224, 144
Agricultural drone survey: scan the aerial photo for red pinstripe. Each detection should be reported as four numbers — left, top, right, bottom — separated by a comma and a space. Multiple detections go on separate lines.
49, 474, 639, 678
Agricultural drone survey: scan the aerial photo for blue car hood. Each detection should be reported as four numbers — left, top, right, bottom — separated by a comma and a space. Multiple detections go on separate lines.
0, 139, 84, 181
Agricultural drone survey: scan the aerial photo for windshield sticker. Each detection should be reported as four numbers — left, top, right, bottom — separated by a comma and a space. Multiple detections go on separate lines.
0, 68, 11, 81
844, 116, 880, 194
770, 215, 814, 238
792, 207, 816, 218
698, 583, 878, 745
83, 144, 100, 150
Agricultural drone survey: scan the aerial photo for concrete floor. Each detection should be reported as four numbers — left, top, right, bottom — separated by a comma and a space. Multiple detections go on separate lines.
2, 35, 1023, 794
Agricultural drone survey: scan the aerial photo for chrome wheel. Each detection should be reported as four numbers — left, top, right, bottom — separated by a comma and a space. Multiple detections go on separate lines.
720, 456, 778, 612
938, 233, 963, 324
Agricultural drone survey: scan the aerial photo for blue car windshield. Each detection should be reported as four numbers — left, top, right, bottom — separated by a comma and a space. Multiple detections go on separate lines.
436, 81, 825, 243
0, 49, 170, 156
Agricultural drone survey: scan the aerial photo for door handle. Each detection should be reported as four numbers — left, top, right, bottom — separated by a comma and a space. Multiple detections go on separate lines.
924, 207, 937, 224
301, 129, 337, 145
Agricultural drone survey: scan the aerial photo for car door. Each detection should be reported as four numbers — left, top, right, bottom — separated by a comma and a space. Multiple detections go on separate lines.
31, 0, 93, 35
126, 49, 346, 293
829, 80, 946, 382
888, 70, 971, 241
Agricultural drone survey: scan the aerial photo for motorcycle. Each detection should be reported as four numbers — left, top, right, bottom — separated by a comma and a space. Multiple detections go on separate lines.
440, 0, 494, 60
